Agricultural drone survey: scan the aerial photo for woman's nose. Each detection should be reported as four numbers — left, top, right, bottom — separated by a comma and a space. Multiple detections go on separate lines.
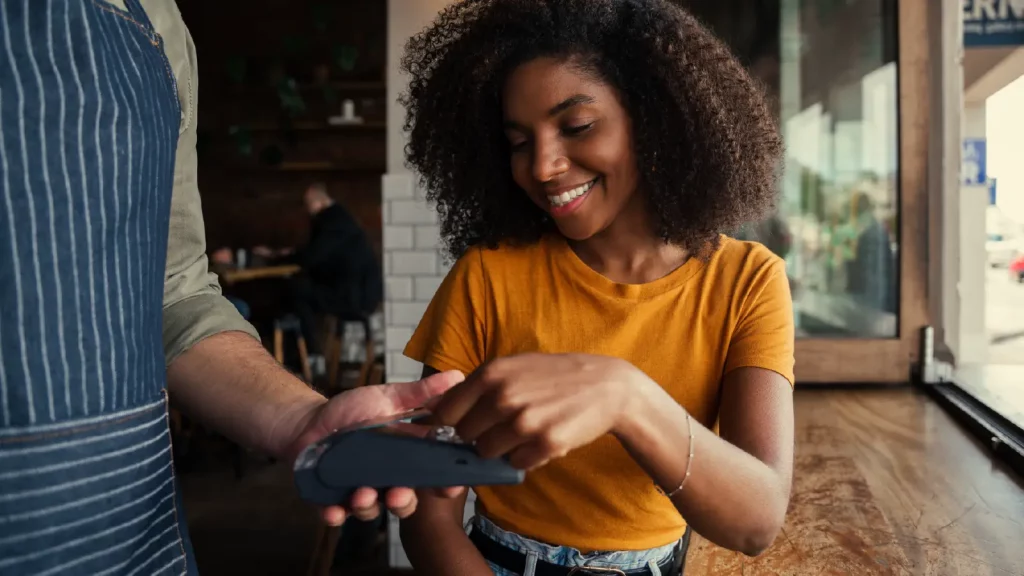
532, 139, 570, 183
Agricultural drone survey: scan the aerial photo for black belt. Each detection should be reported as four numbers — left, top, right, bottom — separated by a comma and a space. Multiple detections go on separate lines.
469, 527, 690, 576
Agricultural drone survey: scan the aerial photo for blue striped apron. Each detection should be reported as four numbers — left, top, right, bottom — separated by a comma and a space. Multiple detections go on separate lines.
0, 0, 194, 574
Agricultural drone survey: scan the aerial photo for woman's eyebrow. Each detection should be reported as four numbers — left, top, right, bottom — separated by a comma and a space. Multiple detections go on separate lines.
504, 94, 597, 130
547, 94, 596, 116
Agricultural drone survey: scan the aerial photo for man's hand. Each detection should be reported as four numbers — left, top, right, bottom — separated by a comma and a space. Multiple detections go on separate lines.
168, 332, 465, 527
285, 370, 466, 526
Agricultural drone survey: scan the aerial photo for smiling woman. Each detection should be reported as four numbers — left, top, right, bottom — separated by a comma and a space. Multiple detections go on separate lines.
396, 1, 795, 575
400, 0, 782, 261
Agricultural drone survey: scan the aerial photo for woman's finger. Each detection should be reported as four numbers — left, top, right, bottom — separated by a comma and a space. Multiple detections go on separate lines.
474, 421, 532, 460
432, 369, 492, 426
451, 389, 508, 443
507, 441, 554, 470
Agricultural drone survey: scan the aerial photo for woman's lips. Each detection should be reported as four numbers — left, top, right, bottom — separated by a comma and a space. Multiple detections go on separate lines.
546, 177, 598, 217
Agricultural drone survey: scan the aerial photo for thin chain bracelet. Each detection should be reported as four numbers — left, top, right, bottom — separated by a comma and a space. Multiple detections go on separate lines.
656, 412, 694, 498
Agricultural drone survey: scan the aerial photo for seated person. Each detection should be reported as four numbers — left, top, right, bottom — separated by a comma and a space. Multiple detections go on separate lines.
258, 183, 382, 374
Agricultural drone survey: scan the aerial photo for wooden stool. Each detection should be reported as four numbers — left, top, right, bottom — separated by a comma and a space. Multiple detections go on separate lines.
322, 313, 379, 393
273, 315, 313, 384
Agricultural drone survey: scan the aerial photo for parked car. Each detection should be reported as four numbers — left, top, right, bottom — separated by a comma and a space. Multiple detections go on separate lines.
1010, 253, 1024, 283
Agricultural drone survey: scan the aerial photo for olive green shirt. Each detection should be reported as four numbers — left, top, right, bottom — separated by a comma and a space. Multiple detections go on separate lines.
126, 0, 262, 365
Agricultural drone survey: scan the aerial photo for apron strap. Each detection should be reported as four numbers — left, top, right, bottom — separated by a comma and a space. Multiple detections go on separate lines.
121, 0, 157, 33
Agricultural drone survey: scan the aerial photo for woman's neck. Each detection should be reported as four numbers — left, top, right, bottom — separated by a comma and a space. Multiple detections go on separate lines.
567, 221, 690, 285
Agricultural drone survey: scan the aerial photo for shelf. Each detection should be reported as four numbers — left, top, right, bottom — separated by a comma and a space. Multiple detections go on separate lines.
272, 161, 383, 172
225, 80, 386, 93
205, 162, 385, 174
298, 81, 385, 91
228, 120, 386, 132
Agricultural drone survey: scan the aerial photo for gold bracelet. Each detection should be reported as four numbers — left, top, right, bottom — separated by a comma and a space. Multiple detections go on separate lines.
656, 412, 694, 498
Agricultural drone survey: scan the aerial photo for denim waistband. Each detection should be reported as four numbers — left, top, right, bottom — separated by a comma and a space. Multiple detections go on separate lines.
470, 515, 679, 575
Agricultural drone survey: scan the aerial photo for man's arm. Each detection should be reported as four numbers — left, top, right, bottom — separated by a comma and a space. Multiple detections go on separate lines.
154, 3, 325, 457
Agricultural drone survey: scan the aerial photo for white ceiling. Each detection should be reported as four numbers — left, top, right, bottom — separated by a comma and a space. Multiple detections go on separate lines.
964, 46, 1024, 103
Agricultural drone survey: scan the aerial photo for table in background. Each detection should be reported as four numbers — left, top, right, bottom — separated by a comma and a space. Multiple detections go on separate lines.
221, 264, 301, 285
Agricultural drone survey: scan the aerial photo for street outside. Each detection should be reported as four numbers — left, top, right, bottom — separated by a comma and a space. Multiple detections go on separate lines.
963, 267, 1024, 429
987, 267, 1024, 364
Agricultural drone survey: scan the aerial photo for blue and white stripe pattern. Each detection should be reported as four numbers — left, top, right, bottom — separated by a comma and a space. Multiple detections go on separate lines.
0, 400, 186, 575
0, 0, 188, 573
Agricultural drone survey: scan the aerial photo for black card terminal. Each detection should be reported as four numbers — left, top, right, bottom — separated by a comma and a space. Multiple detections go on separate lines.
293, 409, 525, 506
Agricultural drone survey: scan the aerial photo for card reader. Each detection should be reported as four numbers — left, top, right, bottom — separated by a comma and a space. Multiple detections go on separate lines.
293, 409, 525, 506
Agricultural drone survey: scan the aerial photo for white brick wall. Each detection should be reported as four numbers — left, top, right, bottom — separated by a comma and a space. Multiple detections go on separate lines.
384, 1, 463, 565
381, 173, 443, 384
383, 173, 461, 569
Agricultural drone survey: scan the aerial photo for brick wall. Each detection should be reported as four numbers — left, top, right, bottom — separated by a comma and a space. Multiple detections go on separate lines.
383, 169, 483, 568
381, 173, 449, 384
382, 172, 479, 568
384, 0, 474, 566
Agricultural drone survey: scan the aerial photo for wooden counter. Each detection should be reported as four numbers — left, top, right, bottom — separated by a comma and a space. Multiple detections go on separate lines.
684, 389, 1024, 575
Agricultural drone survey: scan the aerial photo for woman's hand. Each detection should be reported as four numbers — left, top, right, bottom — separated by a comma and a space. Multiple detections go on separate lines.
432, 353, 648, 469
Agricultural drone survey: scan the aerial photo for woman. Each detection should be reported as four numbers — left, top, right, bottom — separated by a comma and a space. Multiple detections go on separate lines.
397, 1, 795, 574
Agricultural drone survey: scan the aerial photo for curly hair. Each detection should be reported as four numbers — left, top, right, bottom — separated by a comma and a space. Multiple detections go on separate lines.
400, 0, 783, 260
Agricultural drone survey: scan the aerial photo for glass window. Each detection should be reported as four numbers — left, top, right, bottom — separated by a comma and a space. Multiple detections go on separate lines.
697, 0, 900, 338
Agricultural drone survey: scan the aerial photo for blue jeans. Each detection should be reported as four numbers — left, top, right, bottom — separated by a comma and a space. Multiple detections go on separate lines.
470, 516, 679, 576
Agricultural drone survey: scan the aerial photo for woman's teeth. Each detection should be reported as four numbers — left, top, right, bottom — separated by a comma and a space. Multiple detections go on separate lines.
547, 179, 596, 207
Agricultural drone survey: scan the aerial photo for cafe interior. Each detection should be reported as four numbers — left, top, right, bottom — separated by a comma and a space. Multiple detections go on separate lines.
169, 1, 1024, 575
170, 1, 390, 574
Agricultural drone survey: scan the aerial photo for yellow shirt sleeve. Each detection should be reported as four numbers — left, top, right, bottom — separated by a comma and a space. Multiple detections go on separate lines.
723, 257, 796, 386
404, 247, 489, 376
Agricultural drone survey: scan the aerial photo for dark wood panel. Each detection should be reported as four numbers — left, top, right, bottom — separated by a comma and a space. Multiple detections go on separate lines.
177, 0, 387, 253
201, 175, 383, 254
199, 127, 386, 172
177, 0, 386, 87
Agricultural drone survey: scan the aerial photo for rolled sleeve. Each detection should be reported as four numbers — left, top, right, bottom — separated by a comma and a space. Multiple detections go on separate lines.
156, 2, 260, 366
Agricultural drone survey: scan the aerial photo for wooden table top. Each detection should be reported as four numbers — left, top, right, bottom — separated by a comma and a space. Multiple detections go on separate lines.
221, 264, 300, 285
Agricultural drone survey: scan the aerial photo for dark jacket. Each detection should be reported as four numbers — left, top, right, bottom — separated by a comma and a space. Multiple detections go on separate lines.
290, 204, 382, 316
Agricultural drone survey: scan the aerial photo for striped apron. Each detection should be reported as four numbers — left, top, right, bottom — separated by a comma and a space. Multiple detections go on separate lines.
0, 0, 194, 574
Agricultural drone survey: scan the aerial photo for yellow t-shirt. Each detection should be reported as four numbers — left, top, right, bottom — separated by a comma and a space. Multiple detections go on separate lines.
404, 233, 794, 553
